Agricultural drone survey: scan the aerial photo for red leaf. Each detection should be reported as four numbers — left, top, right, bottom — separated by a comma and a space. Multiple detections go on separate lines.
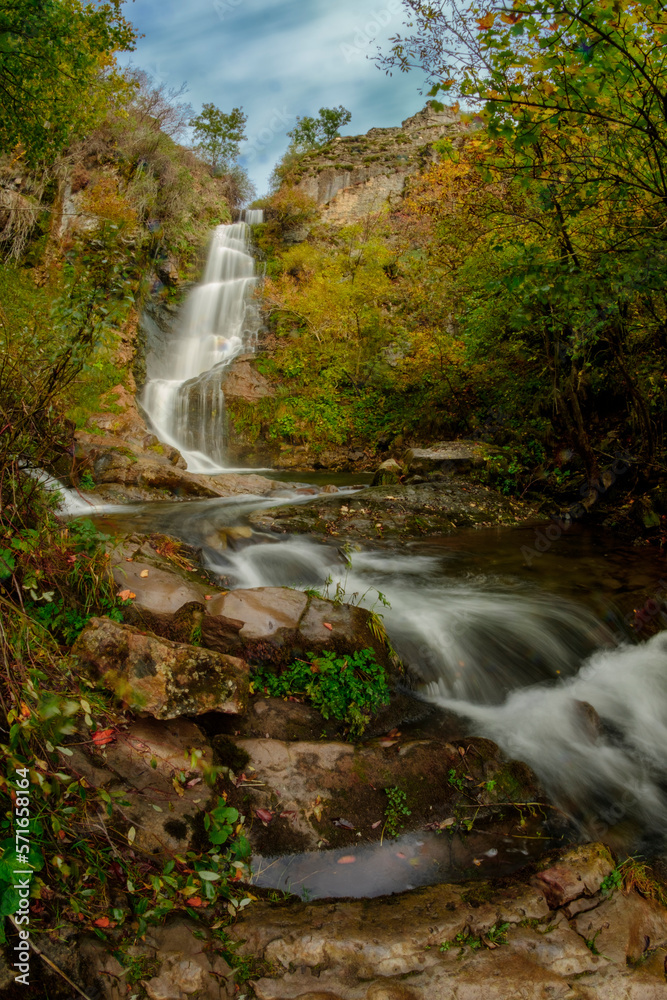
92, 728, 116, 747
323, 622, 333, 630
255, 808, 273, 823
93, 917, 110, 927
186, 896, 203, 907
337, 855, 356, 864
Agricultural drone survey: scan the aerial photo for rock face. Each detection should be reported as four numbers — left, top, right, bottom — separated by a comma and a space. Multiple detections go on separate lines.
72, 617, 249, 719
249, 481, 538, 542
225, 734, 539, 854
230, 843, 667, 1000
291, 105, 475, 225
220, 354, 275, 400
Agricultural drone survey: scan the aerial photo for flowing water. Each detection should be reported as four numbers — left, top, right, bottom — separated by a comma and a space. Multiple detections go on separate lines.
78, 221, 667, 897
141, 215, 263, 474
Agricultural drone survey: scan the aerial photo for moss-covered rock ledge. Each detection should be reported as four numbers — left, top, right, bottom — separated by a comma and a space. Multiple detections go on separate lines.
249, 480, 539, 542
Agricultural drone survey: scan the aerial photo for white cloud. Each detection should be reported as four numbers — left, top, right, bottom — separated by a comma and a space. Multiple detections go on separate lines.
121, 0, 424, 195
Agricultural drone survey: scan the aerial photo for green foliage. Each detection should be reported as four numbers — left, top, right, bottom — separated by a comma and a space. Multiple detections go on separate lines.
252, 648, 390, 737
190, 103, 247, 175
0, 0, 136, 163
79, 470, 96, 491
440, 922, 509, 955
601, 857, 667, 905
383, 786, 411, 838
287, 105, 352, 151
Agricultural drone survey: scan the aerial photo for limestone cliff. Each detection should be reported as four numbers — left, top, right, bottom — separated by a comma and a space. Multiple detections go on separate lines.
289, 103, 477, 224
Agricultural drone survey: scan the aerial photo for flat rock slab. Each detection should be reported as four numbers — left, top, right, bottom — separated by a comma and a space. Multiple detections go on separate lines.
226, 734, 539, 853
64, 718, 215, 856
204, 587, 392, 671
249, 482, 538, 542
112, 560, 213, 613
72, 617, 249, 719
229, 843, 667, 1000
403, 441, 490, 475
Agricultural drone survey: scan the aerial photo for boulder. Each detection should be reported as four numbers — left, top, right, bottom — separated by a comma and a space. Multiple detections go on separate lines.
112, 561, 214, 613
72, 617, 249, 719
371, 458, 402, 487
402, 441, 487, 476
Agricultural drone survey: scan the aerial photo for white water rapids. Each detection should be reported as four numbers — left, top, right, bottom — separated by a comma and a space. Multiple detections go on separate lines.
195, 528, 667, 846
142, 213, 263, 474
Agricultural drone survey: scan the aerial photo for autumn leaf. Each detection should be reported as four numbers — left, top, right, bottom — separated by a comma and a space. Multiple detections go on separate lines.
185, 897, 203, 907
255, 808, 273, 823
323, 622, 333, 630
140, 569, 149, 578
476, 12, 496, 29
93, 917, 110, 927
337, 855, 356, 864
117, 589, 135, 600
92, 728, 116, 747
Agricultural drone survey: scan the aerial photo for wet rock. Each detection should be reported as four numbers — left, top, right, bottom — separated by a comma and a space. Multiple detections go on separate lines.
371, 458, 402, 487
205, 587, 392, 670
112, 560, 213, 613
72, 617, 249, 719
532, 842, 614, 908
230, 844, 667, 1000
573, 889, 667, 964
79, 917, 234, 999
403, 441, 488, 476
66, 718, 216, 857
249, 482, 538, 542
220, 354, 275, 400
225, 734, 539, 853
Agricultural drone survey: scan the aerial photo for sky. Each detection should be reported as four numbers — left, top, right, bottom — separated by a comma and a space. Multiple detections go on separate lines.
119, 0, 427, 196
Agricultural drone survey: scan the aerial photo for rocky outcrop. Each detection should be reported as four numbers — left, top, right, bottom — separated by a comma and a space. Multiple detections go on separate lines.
72, 617, 249, 719
220, 354, 275, 401
230, 843, 667, 1000
249, 481, 538, 542
291, 105, 476, 224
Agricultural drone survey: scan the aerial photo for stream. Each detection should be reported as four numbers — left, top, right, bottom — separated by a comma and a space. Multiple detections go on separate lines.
70, 219, 667, 899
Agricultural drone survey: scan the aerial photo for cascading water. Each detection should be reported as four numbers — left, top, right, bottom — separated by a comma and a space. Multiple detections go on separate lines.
142, 214, 263, 474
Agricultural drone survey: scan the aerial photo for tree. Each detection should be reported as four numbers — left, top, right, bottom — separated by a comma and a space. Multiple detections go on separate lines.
287, 106, 352, 151
124, 68, 193, 140
190, 103, 247, 175
0, 0, 136, 164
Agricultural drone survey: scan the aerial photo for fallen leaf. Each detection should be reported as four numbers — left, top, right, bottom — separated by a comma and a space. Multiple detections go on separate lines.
483, 937, 498, 948
440, 818, 455, 829
186, 777, 202, 788
280, 810, 297, 819
396, 851, 406, 859
93, 917, 110, 928
323, 622, 333, 630
92, 728, 116, 747
371, 820, 382, 829
117, 589, 135, 601
473, 858, 483, 866
205, 595, 213, 600
332, 817, 355, 830
185, 897, 203, 907
140, 569, 149, 578
387, 728, 401, 738
458, 746, 466, 757
337, 855, 356, 864
379, 739, 397, 748
255, 808, 273, 823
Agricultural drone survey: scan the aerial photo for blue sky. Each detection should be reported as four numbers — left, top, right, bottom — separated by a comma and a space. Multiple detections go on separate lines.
120, 0, 426, 196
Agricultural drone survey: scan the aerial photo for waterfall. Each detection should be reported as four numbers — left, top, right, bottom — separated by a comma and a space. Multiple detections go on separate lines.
142, 215, 264, 474
242, 208, 264, 226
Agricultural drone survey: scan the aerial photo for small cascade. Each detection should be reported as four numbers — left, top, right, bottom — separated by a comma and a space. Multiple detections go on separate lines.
242, 208, 264, 226
142, 216, 263, 473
